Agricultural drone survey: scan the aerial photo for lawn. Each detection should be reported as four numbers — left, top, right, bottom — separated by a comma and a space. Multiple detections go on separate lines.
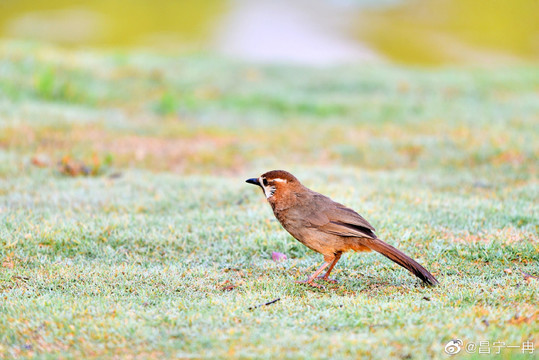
0, 41, 537, 359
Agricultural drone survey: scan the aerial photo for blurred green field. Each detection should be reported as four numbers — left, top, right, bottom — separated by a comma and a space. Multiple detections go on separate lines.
0, 41, 538, 359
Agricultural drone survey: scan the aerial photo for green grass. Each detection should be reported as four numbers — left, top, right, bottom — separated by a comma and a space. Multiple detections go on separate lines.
0, 41, 538, 359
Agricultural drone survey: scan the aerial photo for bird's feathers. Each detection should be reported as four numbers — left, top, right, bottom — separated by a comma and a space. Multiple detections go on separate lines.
366, 238, 439, 286
305, 193, 377, 239
321, 221, 377, 239
248, 169, 439, 286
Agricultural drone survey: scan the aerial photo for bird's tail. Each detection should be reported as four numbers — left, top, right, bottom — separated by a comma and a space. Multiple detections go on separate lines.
365, 238, 438, 286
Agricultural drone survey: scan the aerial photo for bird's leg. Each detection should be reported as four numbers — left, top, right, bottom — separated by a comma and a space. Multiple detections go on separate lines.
318, 252, 342, 283
295, 261, 330, 288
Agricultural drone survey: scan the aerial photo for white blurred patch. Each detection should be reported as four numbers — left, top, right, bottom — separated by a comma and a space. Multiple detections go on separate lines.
213, 0, 381, 65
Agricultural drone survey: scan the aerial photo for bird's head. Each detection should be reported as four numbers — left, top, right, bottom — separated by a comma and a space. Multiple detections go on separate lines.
245, 170, 302, 203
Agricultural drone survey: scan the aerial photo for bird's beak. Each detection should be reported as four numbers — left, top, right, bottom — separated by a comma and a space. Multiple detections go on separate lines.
245, 178, 260, 186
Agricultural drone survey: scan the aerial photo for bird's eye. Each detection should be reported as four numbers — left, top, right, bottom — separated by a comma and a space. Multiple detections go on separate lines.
262, 178, 268, 186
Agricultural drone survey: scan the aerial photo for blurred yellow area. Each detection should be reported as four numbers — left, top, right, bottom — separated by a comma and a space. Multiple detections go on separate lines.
0, 0, 227, 49
0, 0, 537, 65
356, 0, 539, 64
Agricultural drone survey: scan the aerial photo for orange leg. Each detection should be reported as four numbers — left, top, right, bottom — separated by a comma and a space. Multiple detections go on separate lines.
318, 252, 342, 283
295, 261, 330, 288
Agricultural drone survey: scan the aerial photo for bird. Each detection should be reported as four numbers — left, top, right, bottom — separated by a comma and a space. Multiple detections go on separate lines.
246, 170, 438, 287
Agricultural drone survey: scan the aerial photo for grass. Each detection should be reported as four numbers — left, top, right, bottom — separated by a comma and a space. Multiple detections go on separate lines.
0, 41, 538, 359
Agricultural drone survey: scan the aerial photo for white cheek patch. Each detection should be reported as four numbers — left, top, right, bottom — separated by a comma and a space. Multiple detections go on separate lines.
265, 186, 276, 198
259, 176, 277, 198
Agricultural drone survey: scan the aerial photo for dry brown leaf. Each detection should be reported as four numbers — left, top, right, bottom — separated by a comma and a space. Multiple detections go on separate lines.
2, 257, 14, 269
58, 157, 91, 177
31, 155, 50, 167
507, 311, 539, 325
221, 284, 237, 292
520, 270, 539, 281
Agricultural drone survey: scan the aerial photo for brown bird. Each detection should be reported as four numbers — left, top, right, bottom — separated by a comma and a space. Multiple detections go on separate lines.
246, 170, 438, 287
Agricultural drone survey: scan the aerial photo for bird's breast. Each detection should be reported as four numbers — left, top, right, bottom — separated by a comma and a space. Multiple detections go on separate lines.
273, 207, 305, 239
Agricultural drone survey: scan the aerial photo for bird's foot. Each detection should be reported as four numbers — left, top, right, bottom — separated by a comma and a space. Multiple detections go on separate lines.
295, 280, 325, 289
317, 276, 338, 283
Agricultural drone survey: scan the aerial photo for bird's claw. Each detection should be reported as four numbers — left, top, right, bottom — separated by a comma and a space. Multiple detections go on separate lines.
317, 276, 338, 283
295, 280, 325, 289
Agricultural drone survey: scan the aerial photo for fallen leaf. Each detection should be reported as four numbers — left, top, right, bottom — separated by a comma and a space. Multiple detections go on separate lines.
219, 280, 238, 292
2, 257, 14, 269
520, 270, 538, 281
58, 157, 91, 177
271, 252, 287, 262
31, 154, 50, 167
222, 284, 236, 292
507, 311, 539, 325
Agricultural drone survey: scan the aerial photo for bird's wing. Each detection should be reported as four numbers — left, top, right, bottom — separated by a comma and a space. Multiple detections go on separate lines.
305, 193, 377, 239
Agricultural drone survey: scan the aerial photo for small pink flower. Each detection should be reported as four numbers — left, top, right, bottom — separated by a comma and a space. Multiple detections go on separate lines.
271, 251, 287, 262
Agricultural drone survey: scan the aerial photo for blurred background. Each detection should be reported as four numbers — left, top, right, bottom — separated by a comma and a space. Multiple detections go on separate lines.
1, 0, 538, 66
0, 0, 537, 177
